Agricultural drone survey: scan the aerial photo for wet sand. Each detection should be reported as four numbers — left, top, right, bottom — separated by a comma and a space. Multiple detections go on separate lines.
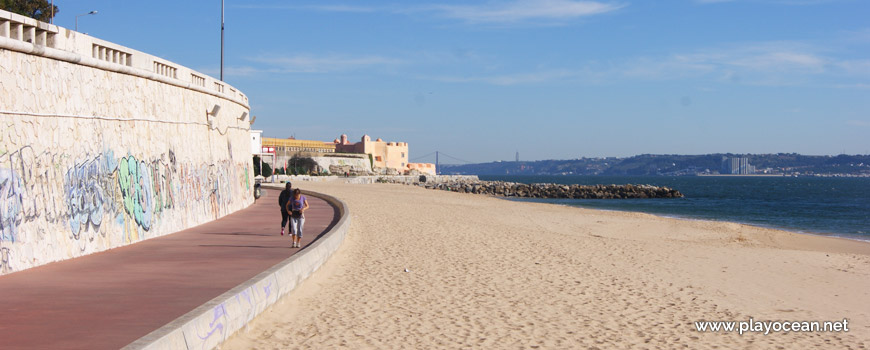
223, 181, 870, 349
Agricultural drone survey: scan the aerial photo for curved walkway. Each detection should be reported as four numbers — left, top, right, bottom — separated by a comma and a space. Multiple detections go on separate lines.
0, 188, 339, 350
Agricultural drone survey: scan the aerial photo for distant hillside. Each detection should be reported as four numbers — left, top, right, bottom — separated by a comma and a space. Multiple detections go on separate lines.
439, 154, 870, 176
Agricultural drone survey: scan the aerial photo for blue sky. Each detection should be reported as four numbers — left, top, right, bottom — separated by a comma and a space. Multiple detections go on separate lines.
54, 0, 869, 163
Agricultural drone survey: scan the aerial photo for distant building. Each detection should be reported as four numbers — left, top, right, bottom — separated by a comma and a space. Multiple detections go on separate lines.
255, 133, 434, 175
262, 137, 336, 153
334, 134, 434, 175
721, 157, 756, 174
407, 163, 437, 175
250, 130, 263, 155
257, 137, 337, 174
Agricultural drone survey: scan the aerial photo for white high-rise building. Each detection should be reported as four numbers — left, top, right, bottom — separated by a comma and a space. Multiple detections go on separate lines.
721, 157, 755, 174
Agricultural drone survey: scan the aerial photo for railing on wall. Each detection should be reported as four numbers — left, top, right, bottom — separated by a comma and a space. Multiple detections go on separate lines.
191, 73, 206, 87
0, 9, 248, 109
153, 61, 178, 79
0, 13, 57, 46
93, 43, 132, 66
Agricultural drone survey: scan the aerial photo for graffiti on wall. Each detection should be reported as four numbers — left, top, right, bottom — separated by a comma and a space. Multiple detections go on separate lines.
64, 151, 120, 240
1, 146, 69, 243
0, 168, 24, 243
118, 155, 155, 231
0, 247, 12, 274
0, 146, 253, 273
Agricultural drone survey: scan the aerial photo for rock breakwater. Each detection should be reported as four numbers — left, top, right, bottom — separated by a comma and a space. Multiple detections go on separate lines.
379, 177, 683, 199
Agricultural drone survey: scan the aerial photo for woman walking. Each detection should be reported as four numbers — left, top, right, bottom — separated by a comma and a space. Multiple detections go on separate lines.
277, 182, 293, 235
286, 188, 309, 248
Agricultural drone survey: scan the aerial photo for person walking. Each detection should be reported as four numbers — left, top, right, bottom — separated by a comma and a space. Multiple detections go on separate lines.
277, 182, 293, 235
286, 188, 309, 248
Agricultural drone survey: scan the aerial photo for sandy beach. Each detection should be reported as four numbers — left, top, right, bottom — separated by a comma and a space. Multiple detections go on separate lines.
222, 181, 870, 349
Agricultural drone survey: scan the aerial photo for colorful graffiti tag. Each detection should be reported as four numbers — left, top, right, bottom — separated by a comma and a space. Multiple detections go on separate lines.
64, 152, 119, 239
118, 156, 155, 231
0, 168, 24, 243
0, 146, 253, 274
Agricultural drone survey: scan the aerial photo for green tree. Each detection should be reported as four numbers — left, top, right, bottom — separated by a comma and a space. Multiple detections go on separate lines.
252, 156, 262, 176
0, 0, 59, 22
262, 162, 273, 178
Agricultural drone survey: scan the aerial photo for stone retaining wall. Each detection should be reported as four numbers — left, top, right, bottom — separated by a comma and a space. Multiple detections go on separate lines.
0, 9, 253, 275
271, 174, 480, 184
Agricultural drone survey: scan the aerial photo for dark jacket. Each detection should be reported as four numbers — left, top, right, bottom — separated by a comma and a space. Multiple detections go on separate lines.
278, 189, 292, 212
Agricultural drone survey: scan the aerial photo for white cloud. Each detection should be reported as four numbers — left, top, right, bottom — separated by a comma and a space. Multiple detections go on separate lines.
238, 1, 624, 24
248, 54, 404, 73
695, 0, 841, 4
612, 42, 844, 84
420, 41, 869, 87
773, 0, 840, 4
427, 69, 582, 85
428, 0, 624, 23
197, 66, 261, 77
725, 52, 827, 72
836, 60, 870, 76
834, 83, 870, 89
200, 54, 404, 76
843, 28, 870, 43
232, 4, 375, 12
306, 5, 376, 13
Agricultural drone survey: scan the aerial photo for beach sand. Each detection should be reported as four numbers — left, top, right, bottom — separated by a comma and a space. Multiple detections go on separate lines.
222, 182, 870, 349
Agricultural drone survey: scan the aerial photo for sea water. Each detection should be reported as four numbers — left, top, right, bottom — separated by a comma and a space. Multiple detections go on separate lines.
480, 175, 870, 241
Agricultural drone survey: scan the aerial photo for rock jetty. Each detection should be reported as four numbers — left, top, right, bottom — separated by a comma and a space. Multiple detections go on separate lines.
378, 177, 683, 199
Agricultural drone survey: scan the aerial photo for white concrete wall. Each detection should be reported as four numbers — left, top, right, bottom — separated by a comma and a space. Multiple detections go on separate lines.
278, 174, 480, 184
0, 9, 254, 275
310, 155, 372, 174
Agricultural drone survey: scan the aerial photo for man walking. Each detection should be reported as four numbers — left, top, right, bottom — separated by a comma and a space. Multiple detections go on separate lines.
278, 182, 293, 235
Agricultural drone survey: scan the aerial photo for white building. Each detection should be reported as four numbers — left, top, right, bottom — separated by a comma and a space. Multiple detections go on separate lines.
250, 130, 263, 155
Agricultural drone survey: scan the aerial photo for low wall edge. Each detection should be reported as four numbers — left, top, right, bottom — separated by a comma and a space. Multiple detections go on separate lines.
121, 188, 351, 350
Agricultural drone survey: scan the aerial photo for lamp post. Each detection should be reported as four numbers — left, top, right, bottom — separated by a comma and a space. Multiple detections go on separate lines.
220, 0, 224, 81
75, 10, 98, 32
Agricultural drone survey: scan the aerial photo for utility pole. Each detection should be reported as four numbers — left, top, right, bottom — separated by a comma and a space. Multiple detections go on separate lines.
516, 151, 519, 162
220, 0, 225, 81
435, 151, 439, 175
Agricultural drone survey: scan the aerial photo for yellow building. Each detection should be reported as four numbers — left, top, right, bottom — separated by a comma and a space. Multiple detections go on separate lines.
261, 137, 336, 153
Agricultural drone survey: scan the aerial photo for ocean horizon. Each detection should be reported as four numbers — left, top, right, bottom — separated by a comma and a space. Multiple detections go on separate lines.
480, 175, 870, 242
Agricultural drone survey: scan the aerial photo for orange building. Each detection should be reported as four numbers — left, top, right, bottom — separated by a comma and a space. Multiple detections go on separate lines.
333, 134, 435, 175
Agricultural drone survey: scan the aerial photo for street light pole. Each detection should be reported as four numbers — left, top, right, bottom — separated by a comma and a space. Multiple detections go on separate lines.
220, 0, 225, 81
75, 10, 97, 32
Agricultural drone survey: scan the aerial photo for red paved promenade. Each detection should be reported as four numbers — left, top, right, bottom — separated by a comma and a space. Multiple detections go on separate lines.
0, 189, 338, 350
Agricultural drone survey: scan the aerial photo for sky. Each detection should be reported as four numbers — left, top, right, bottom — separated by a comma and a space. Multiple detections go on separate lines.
51, 0, 869, 163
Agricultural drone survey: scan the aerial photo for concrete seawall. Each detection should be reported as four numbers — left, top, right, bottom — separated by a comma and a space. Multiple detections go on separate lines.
123, 188, 351, 350
0, 9, 253, 275
270, 174, 481, 184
